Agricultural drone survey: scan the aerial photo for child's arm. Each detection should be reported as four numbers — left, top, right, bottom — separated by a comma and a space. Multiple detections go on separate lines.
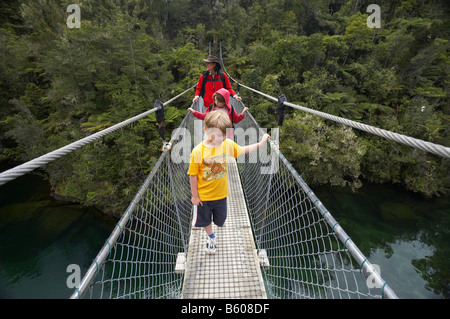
188, 108, 206, 120
189, 175, 203, 206
241, 133, 270, 154
231, 107, 248, 124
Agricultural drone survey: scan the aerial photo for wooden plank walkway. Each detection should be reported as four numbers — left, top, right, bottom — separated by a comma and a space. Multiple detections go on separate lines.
181, 157, 267, 299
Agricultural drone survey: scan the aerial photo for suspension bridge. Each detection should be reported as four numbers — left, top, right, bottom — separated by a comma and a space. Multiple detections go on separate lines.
1, 58, 449, 300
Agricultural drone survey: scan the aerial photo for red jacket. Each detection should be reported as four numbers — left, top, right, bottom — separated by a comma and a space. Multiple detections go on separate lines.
194, 71, 237, 107
192, 88, 245, 125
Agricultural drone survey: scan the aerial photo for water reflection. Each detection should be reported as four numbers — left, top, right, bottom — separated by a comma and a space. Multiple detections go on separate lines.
314, 182, 450, 299
1, 173, 448, 299
0, 174, 116, 299
369, 239, 436, 299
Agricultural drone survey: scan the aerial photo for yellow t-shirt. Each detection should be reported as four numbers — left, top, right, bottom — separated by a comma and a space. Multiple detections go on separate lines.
187, 139, 243, 201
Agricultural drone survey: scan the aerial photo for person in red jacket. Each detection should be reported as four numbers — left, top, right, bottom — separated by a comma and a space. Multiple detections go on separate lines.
192, 55, 242, 108
189, 88, 248, 138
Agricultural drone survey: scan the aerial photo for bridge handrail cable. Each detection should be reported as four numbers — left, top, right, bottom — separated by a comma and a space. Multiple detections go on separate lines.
71, 99, 200, 299
220, 54, 449, 159
229, 97, 398, 299
0, 85, 195, 186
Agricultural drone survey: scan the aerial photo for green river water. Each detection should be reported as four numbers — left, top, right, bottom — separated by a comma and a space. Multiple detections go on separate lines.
0, 174, 448, 299
0, 174, 116, 299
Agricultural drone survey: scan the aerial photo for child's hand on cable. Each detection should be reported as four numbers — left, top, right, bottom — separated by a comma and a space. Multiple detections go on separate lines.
257, 134, 270, 149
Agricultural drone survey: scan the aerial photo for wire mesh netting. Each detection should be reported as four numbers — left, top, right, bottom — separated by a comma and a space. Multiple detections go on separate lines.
75, 98, 396, 299
79, 110, 196, 299
231, 98, 395, 299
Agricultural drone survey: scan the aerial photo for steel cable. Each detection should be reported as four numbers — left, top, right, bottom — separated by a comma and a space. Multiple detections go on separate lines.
0, 85, 195, 186
219, 51, 449, 159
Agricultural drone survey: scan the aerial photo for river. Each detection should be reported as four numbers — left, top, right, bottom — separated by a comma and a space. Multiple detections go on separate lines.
314, 182, 449, 299
0, 174, 448, 299
0, 174, 116, 299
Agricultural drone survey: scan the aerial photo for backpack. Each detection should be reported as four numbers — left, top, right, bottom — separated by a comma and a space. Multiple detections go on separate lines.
198, 70, 227, 99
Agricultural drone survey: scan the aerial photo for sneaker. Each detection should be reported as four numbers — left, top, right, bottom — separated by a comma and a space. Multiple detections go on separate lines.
206, 235, 216, 254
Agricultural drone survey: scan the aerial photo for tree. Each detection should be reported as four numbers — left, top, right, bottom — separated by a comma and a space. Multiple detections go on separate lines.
281, 112, 366, 191
1, 0, 448, 213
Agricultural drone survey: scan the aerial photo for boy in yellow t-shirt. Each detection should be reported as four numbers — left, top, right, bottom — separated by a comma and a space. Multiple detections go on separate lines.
187, 111, 270, 254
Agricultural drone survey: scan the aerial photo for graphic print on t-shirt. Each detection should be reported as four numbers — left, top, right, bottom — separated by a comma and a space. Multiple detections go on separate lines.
202, 154, 227, 181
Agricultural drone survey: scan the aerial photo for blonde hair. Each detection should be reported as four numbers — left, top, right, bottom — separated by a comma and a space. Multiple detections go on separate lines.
204, 110, 232, 136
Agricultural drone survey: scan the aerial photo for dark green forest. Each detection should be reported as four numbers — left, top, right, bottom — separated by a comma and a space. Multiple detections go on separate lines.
0, 0, 448, 216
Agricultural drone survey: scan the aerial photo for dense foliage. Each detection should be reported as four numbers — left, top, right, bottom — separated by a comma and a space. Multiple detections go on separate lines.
0, 0, 448, 216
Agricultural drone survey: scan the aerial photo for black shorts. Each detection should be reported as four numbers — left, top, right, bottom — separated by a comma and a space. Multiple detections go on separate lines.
192, 198, 227, 227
